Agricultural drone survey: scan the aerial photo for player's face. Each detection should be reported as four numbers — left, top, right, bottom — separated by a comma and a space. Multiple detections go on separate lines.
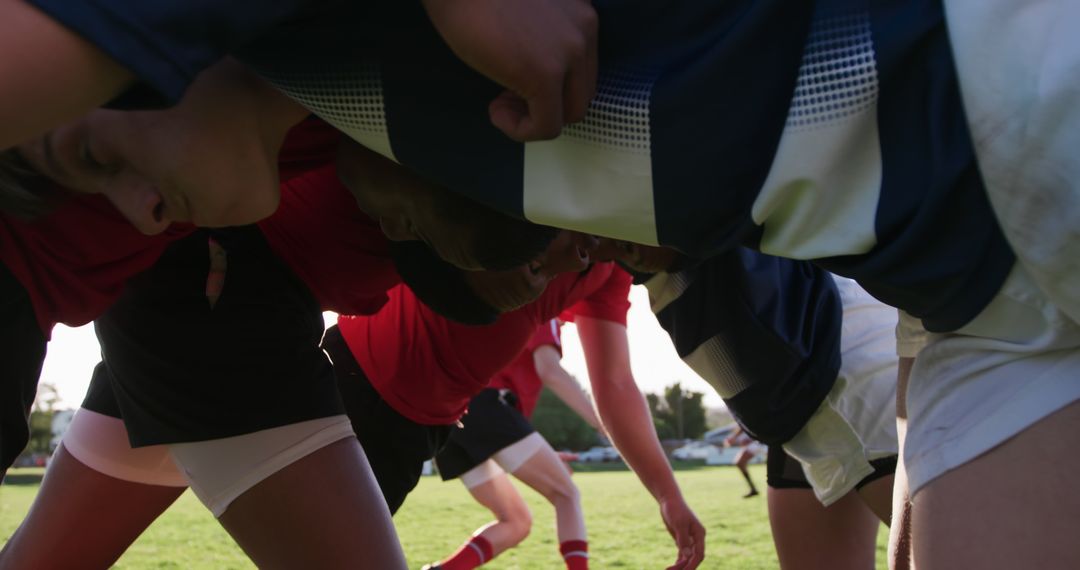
370, 194, 488, 272
464, 231, 598, 312
593, 238, 680, 274
342, 141, 598, 274
16, 63, 286, 235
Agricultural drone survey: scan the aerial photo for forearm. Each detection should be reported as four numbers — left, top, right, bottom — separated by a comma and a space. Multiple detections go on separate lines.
0, 1, 133, 149
577, 316, 703, 567
542, 368, 604, 432
594, 377, 683, 503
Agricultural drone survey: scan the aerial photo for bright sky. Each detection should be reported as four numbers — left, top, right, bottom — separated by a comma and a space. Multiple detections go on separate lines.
38, 284, 724, 411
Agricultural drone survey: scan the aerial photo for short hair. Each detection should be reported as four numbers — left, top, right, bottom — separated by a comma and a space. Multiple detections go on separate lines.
619, 251, 697, 283
389, 240, 501, 326
431, 189, 558, 271
0, 149, 56, 220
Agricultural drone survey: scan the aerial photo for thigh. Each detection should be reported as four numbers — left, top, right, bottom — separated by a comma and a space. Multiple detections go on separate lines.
855, 472, 893, 525
218, 437, 406, 570
767, 487, 879, 570
467, 470, 531, 521
504, 437, 576, 501
0, 445, 184, 570
913, 399, 1080, 569
905, 266, 1080, 495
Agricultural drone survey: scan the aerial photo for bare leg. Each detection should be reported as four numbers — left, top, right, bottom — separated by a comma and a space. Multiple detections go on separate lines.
466, 472, 534, 555
507, 444, 586, 543
913, 399, 1080, 569
767, 487, 879, 570
735, 449, 759, 498
888, 357, 914, 570
855, 474, 894, 524
218, 437, 406, 570
0, 445, 183, 569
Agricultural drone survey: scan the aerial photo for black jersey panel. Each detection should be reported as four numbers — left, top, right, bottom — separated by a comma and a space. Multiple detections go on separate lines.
653, 250, 841, 445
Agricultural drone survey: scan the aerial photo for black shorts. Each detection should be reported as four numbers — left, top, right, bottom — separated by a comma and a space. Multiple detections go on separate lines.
0, 262, 47, 475
766, 446, 812, 490
81, 227, 343, 446
322, 325, 450, 514
434, 388, 536, 481
767, 446, 898, 491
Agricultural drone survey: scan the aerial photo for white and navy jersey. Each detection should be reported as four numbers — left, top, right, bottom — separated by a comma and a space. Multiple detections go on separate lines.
28, 0, 318, 108
640, 250, 842, 446
242, 0, 1014, 333
30, 0, 1013, 331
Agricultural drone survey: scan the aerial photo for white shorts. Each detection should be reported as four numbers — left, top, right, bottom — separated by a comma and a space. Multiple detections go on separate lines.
60, 409, 187, 488
902, 264, 1080, 496
945, 0, 1080, 325
171, 415, 355, 516
782, 277, 899, 506
459, 432, 546, 489
896, 310, 931, 359
59, 409, 356, 517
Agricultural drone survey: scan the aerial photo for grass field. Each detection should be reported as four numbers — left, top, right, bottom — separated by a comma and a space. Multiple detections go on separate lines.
0, 465, 888, 568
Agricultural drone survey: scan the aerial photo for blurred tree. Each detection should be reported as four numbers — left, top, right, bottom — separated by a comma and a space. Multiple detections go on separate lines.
647, 382, 708, 440
27, 382, 61, 453
532, 387, 601, 450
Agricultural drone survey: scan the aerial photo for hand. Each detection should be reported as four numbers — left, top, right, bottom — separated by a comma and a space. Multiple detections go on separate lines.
660, 496, 706, 569
421, 0, 598, 141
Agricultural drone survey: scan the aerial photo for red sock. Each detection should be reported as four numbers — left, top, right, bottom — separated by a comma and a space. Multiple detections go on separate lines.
440, 535, 495, 570
560, 540, 589, 570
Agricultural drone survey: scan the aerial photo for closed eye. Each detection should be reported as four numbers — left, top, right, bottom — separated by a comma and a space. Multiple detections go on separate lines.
79, 140, 119, 175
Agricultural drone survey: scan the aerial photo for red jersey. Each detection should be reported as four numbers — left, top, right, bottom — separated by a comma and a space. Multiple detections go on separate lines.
0, 117, 355, 337
337, 263, 632, 425
488, 319, 562, 418
257, 163, 398, 316
277, 116, 342, 181
0, 195, 191, 337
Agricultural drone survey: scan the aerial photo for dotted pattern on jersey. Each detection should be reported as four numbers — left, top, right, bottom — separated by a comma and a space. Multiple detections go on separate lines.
261, 64, 387, 138
562, 68, 656, 154
786, 12, 878, 132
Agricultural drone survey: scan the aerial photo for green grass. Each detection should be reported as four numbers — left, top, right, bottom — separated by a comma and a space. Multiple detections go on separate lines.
1, 465, 888, 568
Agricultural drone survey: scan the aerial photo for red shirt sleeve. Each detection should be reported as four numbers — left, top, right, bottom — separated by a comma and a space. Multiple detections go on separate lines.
525, 318, 562, 357
561, 266, 632, 326
257, 164, 398, 316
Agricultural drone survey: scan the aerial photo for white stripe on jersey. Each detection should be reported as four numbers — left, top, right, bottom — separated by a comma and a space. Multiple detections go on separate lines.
264, 64, 397, 163
752, 12, 882, 260
523, 68, 660, 246
945, 0, 1080, 324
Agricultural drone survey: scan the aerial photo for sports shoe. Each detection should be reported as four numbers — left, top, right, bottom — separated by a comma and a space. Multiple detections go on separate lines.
420, 564, 442, 570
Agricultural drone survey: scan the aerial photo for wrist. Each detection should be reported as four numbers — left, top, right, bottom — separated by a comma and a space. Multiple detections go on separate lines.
653, 482, 685, 506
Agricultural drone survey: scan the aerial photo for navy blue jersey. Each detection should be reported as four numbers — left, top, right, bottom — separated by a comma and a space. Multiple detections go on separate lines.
27, 0, 320, 107
642, 250, 842, 446
240, 0, 1014, 332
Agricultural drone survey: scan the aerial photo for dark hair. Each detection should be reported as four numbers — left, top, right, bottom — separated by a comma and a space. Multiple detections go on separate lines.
389, 240, 501, 326
431, 189, 558, 271
0, 149, 56, 219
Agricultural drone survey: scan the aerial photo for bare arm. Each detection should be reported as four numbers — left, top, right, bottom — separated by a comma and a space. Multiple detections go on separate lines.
0, 0, 134, 149
533, 344, 605, 434
576, 316, 705, 570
